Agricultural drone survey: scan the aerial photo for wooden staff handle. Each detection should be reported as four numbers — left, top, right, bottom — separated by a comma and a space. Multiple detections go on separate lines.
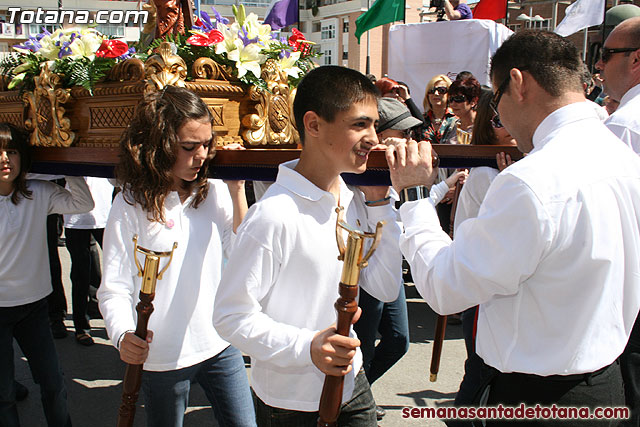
430, 179, 464, 382
317, 283, 358, 427
430, 314, 447, 382
116, 291, 155, 427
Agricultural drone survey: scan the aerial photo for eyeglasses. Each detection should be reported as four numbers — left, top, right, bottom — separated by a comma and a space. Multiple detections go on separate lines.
600, 47, 639, 63
450, 95, 467, 104
490, 75, 511, 116
491, 114, 504, 129
429, 86, 448, 95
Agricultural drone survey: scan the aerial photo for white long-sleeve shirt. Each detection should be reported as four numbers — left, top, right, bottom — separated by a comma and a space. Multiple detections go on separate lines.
399, 102, 640, 376
98, 180, 235, 371
0, 178, 94, 307
453, 166, 499, 234
64, 177, 114, 229
214, 160, 403, 412
605, 83, 640, 154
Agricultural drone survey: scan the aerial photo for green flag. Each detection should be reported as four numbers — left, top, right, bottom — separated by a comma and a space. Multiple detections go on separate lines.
355, 0, 405, 43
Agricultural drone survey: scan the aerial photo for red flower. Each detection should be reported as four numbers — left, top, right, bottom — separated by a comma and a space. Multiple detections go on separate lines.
187, 29, 224, 46
96, 39, 129, 58
288, 28, 305, 51
288, 28, 311, 56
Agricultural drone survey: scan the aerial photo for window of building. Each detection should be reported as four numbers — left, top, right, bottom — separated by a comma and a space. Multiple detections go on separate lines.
96, 24, 125, 37
343, 18, 349, 33
507, 23, 521, 32
527, 19, 551, 31
29, 24, 58, 35
342, 50, 348, 60
312, 21, 321, 32
324, 49, 332, 65
321, 23, 335, 40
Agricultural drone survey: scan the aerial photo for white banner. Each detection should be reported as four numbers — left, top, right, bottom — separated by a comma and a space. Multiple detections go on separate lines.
555, 0, 604, 37
388, 19, 513, 104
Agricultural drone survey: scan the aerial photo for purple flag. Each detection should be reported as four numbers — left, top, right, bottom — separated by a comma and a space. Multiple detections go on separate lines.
264, 0, 298, 30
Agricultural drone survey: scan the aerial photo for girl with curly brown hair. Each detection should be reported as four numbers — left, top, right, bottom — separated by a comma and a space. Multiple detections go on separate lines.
98, 86, 255, 427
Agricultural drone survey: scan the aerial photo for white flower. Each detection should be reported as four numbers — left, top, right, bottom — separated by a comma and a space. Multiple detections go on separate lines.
215, 22, 239, 55
227, 40, 265, 78
243, 13, 272, 45
67, 32, 103, 60
37, 33, 61, 60
278, 51, 302, 78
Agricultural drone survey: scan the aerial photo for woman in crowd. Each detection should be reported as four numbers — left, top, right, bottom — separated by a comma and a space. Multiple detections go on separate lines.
447, 76, 482, 144
419, 74, 458, 144
374, 77, 425, 124
98, 86, 255, 427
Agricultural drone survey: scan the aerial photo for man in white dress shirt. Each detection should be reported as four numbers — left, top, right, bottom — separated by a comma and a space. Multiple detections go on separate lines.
596, 16, 640, 153
386, 30, 640, 425
595, 16, 640, 427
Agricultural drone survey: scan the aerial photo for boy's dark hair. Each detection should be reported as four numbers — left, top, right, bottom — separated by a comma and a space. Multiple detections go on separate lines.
293, 66, 378, 144
490, 30, 583, 98
116, 86, 215, 223
0, 123, 32, 205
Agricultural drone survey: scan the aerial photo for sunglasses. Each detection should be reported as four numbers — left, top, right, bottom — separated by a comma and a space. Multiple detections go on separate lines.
450, 95, 467, 104
600, 47, 639, 63
429, 86, 448, 95
491, 114, 504, 129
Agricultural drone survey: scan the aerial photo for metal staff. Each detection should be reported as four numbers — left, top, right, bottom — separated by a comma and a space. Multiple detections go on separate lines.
430, 179, 464, 382
117, 235, 177, 427
317, 207, 384, 427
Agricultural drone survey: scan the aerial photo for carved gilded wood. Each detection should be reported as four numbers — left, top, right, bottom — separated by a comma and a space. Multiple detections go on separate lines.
241, 59, 299, 146
144, 42, 187, 92
23, 65, 75, 147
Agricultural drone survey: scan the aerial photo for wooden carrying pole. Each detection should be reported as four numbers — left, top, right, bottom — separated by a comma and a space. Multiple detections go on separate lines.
429, 179, 463, 382
317, 207, 384, 427
117, 236, 177, 427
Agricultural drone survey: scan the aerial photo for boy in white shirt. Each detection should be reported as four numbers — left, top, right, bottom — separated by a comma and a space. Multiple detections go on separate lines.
214, 66, 403, 426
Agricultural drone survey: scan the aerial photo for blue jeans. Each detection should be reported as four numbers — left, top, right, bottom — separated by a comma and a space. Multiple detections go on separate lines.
0, 298, 72, 427
254, 369, 376, 427
353, 286, 409, 384
141, 345, 256, 427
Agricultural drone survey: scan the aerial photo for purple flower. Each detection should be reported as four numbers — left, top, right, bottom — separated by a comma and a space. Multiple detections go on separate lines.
194, 11, 214, 32
193, 9, 229, 32
58, 33, 76, 59
117, 46, 136, 60
14, 36, 41, 52
210, 8, 229, 25
238, 27, 259, 47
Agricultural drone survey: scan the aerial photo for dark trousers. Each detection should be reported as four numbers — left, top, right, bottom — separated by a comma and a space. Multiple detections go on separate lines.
620, 313, 640, 427
0, 299, 72, 427
46, 214, 66, 323
353, 286, 409, 385
254, 369, 376, 427
484, 361, 624, 426
64, 228, 104, 335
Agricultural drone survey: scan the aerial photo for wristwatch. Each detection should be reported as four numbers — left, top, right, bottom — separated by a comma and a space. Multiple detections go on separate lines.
399, 185, 430, 205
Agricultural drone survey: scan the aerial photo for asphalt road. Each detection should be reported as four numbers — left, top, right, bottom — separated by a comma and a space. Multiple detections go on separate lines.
13, 246, 467, 426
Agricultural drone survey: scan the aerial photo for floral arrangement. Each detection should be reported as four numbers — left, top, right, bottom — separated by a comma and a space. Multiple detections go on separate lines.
0, 27, 134, 93
0, 5, 318, 94
145, 5, 318, 89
